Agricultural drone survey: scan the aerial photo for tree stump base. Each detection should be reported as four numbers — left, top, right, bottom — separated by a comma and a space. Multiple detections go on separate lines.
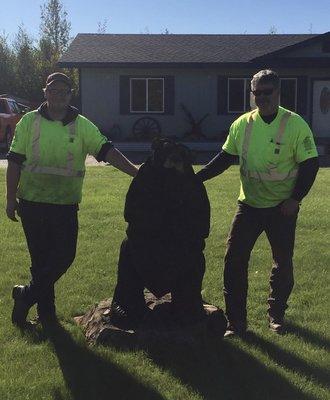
74, 292, 227, 345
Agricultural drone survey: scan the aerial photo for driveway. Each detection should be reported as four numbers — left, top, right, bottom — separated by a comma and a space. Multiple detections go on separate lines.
0, 155, 106, 168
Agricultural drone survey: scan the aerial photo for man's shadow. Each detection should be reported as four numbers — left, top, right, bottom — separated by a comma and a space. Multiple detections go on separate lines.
241, 329, 330, 390
26, 320, 327, 400
285, 321, 330, 351
28, 322, 165, 400
107, 329, 319, 400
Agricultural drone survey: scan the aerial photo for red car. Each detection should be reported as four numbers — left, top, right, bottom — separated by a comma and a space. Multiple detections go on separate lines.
0, 97, 27, 152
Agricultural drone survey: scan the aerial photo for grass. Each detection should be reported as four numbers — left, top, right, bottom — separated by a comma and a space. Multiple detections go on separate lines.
0, 166, 329, 400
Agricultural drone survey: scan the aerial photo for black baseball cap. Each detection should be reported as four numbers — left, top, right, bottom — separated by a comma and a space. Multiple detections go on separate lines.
46, 72, 72, 88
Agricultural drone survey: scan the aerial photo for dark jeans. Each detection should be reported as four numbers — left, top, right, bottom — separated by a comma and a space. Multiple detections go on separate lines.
113, 238, 205, 323
224, 201, 298, 325
19, 200, 78, 317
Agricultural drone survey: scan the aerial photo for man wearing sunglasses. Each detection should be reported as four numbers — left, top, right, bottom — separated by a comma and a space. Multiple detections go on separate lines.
197, 69, 319, 336
6, 72, 138, 328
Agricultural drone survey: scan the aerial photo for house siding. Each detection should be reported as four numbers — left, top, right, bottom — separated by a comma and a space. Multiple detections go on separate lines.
80, 66, 329, 140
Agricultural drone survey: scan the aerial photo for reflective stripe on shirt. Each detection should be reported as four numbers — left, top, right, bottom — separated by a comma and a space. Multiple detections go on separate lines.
22, 113, 85, 178
241, 111, 298, 182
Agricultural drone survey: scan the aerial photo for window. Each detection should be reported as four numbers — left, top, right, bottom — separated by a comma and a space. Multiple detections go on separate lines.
130, 78, 164, 113
227, 78, 251, 113
227, 77, 298, 113
280, 78, 297, 111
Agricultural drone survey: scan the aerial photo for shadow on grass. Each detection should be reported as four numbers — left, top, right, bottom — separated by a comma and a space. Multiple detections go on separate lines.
285, 321, 330, 351
108, 331, 318, 400
242, 331, 330, 391
23, 323, 324, 400
29, 322, 165, 400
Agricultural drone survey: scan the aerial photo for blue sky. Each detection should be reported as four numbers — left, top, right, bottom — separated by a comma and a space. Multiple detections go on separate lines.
2, 0, 330, 42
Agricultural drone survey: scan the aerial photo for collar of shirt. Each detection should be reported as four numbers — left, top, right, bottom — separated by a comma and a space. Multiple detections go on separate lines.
38, 102, 79, 125
259, 111, 278, 125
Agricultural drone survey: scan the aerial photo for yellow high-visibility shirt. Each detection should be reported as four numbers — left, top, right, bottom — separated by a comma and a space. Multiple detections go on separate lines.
10, 111, 108, 204
223, 106, 318, 208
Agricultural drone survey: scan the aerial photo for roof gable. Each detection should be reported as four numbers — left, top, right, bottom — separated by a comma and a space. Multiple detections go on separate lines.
253, 32, 330, 59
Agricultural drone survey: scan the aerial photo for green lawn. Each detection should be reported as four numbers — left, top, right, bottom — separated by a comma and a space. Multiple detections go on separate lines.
0, 166, 329, 400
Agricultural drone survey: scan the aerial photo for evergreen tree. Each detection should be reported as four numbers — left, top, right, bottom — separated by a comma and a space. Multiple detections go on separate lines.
13, 25, 40, 100
38, 0, 78, 105
0, 1, 78, 104
268, 25, 278, 34
0, 33, 16, 95
39, 0, 71, 62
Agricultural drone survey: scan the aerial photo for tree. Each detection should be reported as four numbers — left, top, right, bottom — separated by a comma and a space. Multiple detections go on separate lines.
97, 18, 109, 34
38, 0, 78, 105
0, 1, 79, 105
37, 37, 56, 80
140, 26, 151, 34
39, 0, 71, 63
268, 25, 278, 34
12, 25, 40, 100
0, 32, 16, 95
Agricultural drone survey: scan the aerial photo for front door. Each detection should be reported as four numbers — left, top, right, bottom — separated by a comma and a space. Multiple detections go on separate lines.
312, 80, 330, 138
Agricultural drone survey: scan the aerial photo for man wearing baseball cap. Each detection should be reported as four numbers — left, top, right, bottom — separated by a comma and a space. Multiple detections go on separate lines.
45, 71, 72, 87
6, 71, 138, 327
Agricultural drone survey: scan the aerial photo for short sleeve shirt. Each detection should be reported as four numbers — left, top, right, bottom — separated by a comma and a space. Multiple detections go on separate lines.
10, 111, 109, 204
222, 106, 318, 207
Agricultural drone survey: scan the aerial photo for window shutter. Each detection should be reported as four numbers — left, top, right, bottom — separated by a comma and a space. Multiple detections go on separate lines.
296, 76, 308, 116
245, 79, 251, 111
164, 76, 175, 115
218, 76, 228, 114
119, 76, 130, 115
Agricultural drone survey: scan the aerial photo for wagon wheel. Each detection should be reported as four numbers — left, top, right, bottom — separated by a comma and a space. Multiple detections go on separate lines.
132, 117, 161, 140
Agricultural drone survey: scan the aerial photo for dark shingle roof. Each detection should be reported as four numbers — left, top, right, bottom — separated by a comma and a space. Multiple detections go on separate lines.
58, 33, 320, 66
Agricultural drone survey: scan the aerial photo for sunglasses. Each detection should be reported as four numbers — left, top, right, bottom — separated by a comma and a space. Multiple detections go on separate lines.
47, 88, 72, 95
251, 88, 275, 96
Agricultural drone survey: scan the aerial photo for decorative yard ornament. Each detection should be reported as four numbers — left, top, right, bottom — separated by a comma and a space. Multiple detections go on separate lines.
180, 103, 209, 141
320, 87, 330, 114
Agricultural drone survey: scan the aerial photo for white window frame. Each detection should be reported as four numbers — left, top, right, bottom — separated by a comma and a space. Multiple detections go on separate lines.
130, 77, 165, 113
280, 78, 297, 112
227, 78, 250, 113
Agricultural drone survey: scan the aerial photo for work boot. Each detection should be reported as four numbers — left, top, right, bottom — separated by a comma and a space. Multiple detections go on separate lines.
224, 320, 247, 338
108, 301, 133, 330
12, 285, 31, 327
109, 301, 150, 331
269, 316, 285, 334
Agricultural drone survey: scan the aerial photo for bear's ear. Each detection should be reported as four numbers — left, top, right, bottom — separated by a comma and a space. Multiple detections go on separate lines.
151, 137, 163, 150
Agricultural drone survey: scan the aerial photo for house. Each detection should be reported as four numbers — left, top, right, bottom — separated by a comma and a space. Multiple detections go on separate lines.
58, 32, 330, 155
